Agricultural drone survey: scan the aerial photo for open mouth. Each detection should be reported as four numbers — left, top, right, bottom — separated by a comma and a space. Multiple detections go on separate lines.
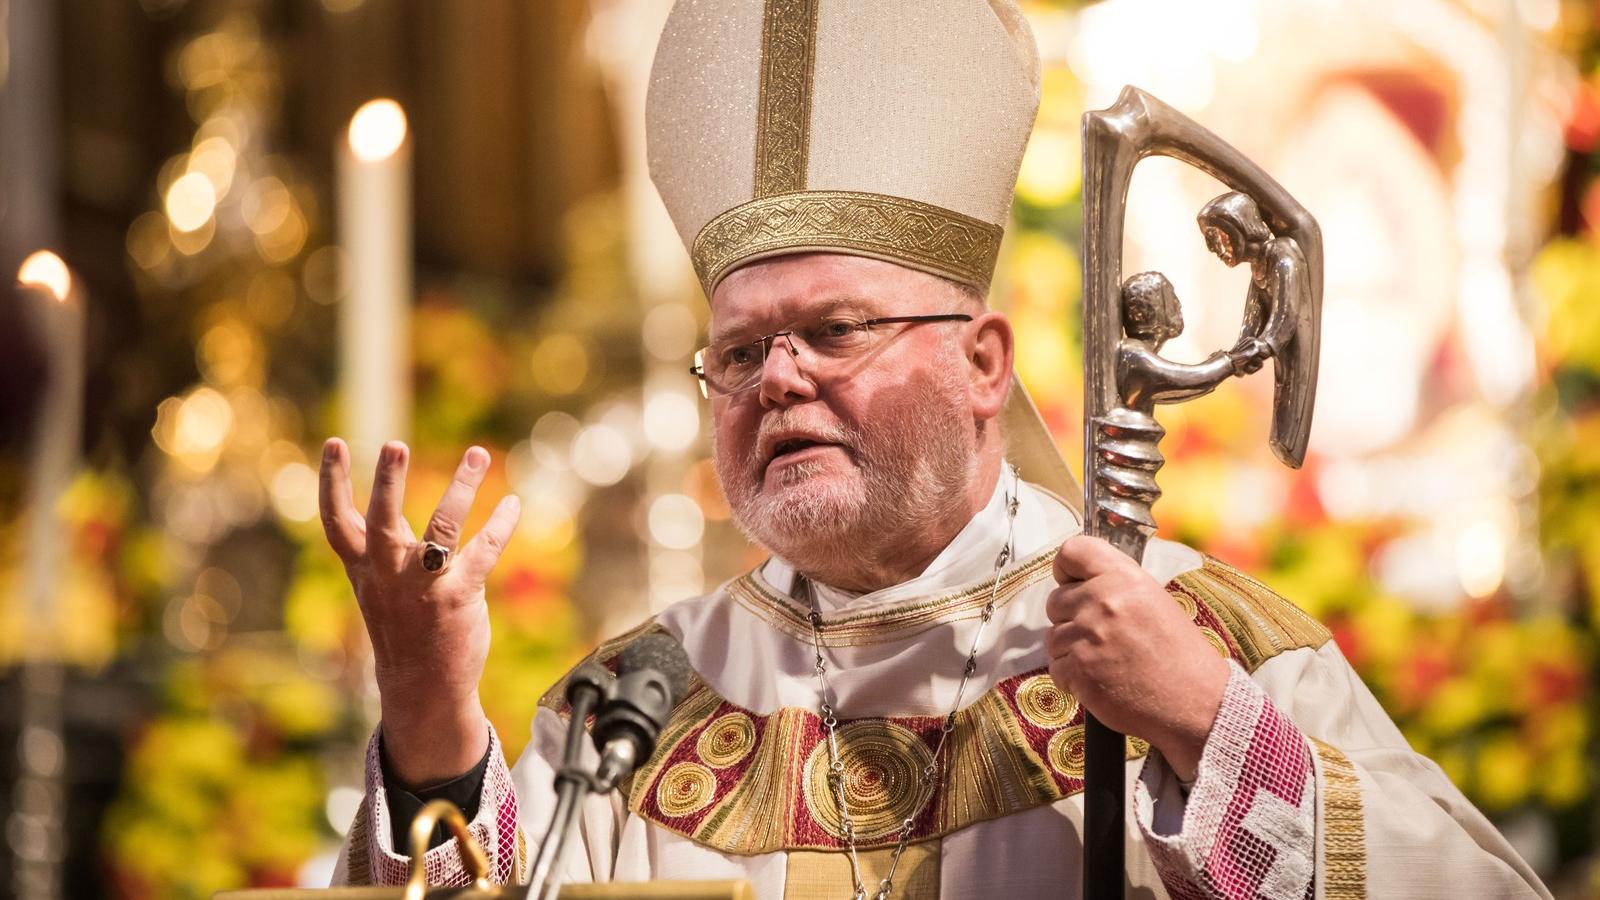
764, 437, 850, 472
772, 438, 825, 460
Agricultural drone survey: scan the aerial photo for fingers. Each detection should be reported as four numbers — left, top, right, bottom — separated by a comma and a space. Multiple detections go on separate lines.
423, 447, 491, 548
1045, 581, 1091, 624
1052, 534, 1129, 584
459, 494, 523, 583
1045, 621, 1094, 691
318, 438, 367, 559
367, 441, 412, 553
1044, 621, 1077, 660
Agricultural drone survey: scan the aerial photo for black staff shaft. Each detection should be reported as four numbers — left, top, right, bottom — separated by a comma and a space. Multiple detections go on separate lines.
1083, 712, 1125, 900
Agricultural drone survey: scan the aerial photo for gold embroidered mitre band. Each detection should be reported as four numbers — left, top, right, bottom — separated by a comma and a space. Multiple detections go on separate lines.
646, 0, 1041, 296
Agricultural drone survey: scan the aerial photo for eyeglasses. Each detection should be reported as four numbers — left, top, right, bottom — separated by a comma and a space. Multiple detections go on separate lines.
689, 313, 973, 398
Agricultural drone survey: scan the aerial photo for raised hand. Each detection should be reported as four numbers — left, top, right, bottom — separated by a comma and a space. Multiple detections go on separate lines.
1045, 535, 1231, 781
319, 438, 522, 787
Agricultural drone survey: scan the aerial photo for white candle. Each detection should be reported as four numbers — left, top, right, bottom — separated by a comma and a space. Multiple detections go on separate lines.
16, 250, 81, 650
338, 99, 412, 475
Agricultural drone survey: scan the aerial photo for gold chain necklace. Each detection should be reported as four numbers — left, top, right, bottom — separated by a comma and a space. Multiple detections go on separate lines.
802, 467, 1020, 900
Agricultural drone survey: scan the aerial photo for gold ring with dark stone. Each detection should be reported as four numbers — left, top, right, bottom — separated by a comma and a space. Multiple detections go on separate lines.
420, 540, 452, 573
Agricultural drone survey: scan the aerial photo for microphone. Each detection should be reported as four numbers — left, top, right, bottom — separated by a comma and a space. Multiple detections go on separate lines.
591, 633, 693, 790
560, 662, 614, 770
529, 634, 692, 900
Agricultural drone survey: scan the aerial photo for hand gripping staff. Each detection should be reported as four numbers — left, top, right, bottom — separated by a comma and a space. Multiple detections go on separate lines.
1078, 85, 1323, 900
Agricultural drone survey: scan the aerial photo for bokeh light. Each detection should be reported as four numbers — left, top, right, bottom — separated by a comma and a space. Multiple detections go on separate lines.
647, 493, 704, 550
642, 386, 699, 454
570, 423, 632, 486
164, 171, 218, 233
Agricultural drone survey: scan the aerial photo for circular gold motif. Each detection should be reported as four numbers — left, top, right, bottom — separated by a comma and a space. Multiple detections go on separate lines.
1015, 674, 1079, 728
1047, 724, 1087, 779
1200, 627, 1229, 659
1171, 590, 1197, 619
656, 762, 717, 817
697, 713, 756, 768
803, 721, 933, 842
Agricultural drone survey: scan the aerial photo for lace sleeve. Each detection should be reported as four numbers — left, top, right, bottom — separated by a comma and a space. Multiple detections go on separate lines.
1134, 660, 1316, 900
336, 722, 527, 887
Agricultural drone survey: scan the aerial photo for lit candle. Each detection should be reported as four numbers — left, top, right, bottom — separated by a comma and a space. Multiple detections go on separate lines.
338, 98, 412, 476
16, 250, 81, 653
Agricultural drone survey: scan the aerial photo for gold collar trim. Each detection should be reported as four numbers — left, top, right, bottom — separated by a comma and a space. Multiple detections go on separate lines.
728, 549, 1058, 647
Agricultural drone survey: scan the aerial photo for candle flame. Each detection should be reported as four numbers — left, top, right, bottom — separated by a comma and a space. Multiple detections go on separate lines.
17, 250, 72, 303
348, 99, 408, 162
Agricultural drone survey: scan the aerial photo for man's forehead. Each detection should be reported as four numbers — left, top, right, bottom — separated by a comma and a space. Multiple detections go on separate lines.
708, 254, 937, 332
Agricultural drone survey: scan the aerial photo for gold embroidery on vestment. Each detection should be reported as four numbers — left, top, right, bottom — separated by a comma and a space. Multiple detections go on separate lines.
513, 826, 529, 884
691, 189, 1005, 295
1200, 626, 1230, 658
1016, 674, 1078, 728
658, 762, 719, 817
699, 712, 758, 768
1047, 724, 1086, 778
534, 555, 1340, 857
1173, 557, 1330, 671
802, 720, 933, 842
784, 843, 941, 900
753, 0, 818, 198
728, 548, 1056, 646
1311, 738, 1367, 900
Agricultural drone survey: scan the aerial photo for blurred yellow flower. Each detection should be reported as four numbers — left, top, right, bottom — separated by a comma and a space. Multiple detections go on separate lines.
1420, 677, 1486, 736
1351, 595, 1416, 672
1474, 732, 1533, 812
1539, 746, 1589, 809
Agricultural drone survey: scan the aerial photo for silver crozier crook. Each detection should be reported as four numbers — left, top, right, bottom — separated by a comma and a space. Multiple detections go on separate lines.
1078, 85, 1323, 900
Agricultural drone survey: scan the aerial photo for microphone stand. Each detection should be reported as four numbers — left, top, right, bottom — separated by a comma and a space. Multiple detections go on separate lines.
530, 663, 679, 900
533, 740, 637, 900
526, 665, 610, 898
527, 635, 688, 900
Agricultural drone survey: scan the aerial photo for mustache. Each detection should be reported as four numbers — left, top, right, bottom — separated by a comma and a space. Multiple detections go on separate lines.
752, 412, 859, 463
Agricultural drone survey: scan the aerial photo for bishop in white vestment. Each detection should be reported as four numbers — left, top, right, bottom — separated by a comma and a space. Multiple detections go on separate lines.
322, 2, 1553, 897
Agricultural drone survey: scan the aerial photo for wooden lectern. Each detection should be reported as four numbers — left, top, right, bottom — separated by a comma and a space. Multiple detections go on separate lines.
215, 802, 752, 900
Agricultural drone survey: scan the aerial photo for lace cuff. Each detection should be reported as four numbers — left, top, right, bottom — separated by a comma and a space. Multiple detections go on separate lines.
344, 722, 526, 886
1134, 661, 1317, 900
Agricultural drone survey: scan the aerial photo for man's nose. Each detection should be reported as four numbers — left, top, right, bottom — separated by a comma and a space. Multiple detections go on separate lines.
758, 334, 817, 408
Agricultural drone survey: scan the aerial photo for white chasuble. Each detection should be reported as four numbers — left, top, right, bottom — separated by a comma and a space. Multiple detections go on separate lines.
334, 480, 1549, 899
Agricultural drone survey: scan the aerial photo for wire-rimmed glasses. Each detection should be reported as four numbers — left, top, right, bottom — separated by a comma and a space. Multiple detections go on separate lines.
689, 313, 974, 398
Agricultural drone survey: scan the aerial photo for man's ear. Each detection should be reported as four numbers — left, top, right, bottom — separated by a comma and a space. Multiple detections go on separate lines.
966, 311, 1013, 421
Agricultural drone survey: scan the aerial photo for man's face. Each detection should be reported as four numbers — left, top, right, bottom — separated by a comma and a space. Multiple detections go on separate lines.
707, 253, 979, 561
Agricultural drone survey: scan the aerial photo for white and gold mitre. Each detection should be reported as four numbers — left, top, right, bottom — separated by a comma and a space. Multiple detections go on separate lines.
646, 0, 1082, 507
646, 0, 1040, 296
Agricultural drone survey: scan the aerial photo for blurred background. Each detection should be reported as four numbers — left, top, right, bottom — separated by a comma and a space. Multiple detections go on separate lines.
1, 0, 1598, 896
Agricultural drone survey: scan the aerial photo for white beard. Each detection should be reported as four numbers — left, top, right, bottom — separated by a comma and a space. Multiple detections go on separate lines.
715, 361, 977, 583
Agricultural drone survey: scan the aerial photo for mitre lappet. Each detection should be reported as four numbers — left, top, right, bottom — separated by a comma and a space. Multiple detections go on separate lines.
646, 0, 1081, 505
